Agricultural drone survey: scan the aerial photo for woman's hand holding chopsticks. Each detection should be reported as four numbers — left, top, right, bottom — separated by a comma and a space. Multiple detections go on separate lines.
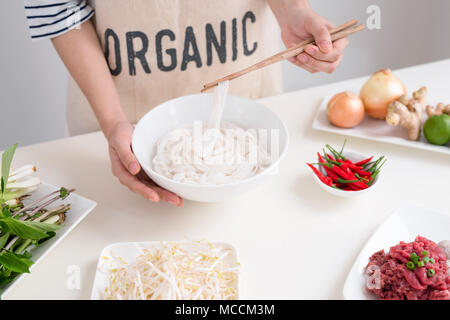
268, 0, 349, 74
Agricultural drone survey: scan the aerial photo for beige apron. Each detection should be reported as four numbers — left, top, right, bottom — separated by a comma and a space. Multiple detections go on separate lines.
67, 0, 283, 136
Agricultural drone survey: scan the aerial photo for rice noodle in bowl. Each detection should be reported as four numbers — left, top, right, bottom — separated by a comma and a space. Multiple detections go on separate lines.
152, 81, 272, 185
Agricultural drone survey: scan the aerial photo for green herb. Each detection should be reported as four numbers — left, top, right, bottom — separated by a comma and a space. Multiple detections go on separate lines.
417, 261, 425, 267
430, 258, 435, 264
1, 206, 11, 218
423, 257, 430, 264
427, 269, 435, 278
1, 144, 18, 200
422, 250, 429, 256
0, 252, 32, 273
0, 218, 61, 240
59, 187, 68, 199
0, 233, 9, 249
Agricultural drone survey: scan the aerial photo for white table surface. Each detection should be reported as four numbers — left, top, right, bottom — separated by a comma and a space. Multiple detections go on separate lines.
4, 59, 450, 300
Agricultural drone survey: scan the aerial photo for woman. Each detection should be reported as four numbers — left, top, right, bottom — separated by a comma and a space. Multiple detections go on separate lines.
25, 0, 348, 206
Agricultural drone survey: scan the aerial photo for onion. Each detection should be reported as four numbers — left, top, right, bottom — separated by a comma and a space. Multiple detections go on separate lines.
327, 91, 365, 128
360, 69, 406, 119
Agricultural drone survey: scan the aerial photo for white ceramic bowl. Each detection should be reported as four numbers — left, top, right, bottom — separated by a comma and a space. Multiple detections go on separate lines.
311, 150, 381, 198
132, 93, 289, 202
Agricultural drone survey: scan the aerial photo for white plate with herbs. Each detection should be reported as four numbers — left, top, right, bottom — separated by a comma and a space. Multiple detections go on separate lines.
0, 182, 96, 299
312, 87, 450, 155
0, 144, 97, 299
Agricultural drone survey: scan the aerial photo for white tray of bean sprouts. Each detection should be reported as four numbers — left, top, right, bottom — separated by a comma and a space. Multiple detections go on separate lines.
91, 241, 240, 300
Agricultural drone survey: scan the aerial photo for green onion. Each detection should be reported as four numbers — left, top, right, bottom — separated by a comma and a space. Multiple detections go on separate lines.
417, 261, 425, 267
411, 255, 420, 265
410, 252, 418, 260
423, 257, 430, 264
422, 250, 428, 256
427, 269, 435, 278
430, 258, 435, 264
406, 261, 415, 270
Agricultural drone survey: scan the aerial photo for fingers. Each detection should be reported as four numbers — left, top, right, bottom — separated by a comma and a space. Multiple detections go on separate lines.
297, 52, 343, 74
110, 147, 160, 202
304, 38, 348, 62
295, 38, 347, 74
137, 172, 183, 207
307, 18, 333, 53
112, 152, 184, 206
144, 181, 183, 207
288, 56, 318, 74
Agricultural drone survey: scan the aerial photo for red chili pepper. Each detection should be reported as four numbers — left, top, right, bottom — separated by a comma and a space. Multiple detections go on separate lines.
317, 152, 326, 164
347, 163, 363, 171
327, 170, 339, 182
354, 156, 373, 167
306, 163, 332, 186
344, 159, 355, 165
339, 159, 363, 171
312, 143, 381, 192
317, 153, 339, 182
347, 184, 363, 191
354, 169, 371, 177
340, 163, 358, 179
331, 165, 353, 180
336, 158, 362, 173
332, 165, 368, 189
349, 181, 368, 190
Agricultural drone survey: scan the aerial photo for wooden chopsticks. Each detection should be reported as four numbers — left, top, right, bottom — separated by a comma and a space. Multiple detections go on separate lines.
201, 19, 365, 93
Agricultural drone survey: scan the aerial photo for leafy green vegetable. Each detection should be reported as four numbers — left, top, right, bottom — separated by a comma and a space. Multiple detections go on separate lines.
1, 206, 11, 218
0, 144, 73, 294
37, 231, 56, 245
22, 220, 62, 233
0, 275, 17, 287
0, 218, 61, 240
0, 252, 32, 273
14, 251, 32, 259
0, 233, 9, 249
1, 144, 18, 197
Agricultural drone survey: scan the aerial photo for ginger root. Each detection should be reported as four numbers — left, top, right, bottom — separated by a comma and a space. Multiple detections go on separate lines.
386, 86, 427, 140
426, 102, 450, 117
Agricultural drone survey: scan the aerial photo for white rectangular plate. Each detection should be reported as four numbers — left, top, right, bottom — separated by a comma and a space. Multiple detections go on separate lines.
1, 182, 97, 299
91, 241, 239, 300
343, 205, 450, 300
312, 87, 450, 155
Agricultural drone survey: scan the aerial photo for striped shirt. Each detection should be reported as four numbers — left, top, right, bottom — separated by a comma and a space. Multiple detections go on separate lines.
24, 1, 95, 41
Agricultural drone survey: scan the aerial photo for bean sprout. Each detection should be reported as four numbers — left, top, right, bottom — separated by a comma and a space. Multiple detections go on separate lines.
99, 241, 240, 300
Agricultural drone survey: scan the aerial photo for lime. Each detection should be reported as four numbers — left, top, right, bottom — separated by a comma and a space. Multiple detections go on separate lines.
423, 114, 450, 145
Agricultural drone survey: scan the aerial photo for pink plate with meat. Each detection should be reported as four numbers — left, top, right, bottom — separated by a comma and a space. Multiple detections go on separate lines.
343, 205, 450, 300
